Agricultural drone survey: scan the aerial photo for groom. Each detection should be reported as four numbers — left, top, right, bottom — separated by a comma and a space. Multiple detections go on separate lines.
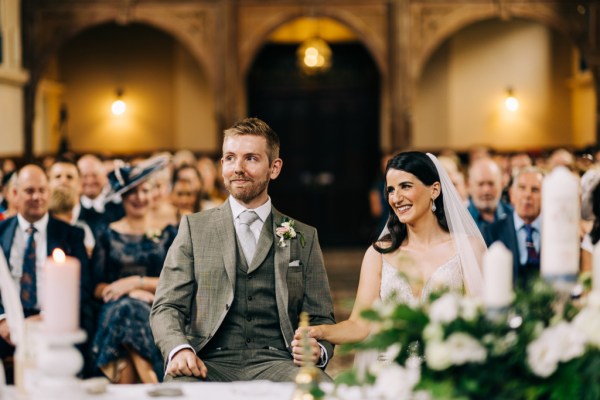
150, 117, 335, 382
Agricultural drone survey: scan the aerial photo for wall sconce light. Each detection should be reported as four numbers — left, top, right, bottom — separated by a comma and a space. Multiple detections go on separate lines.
111, 88, 126, 116
504, 87, 519, 112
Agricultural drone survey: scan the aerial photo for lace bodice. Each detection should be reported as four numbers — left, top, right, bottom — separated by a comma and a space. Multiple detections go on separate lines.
380, 254, 463, 306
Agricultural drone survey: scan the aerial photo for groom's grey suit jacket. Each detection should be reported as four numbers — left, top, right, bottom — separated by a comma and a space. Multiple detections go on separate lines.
150, 200, 335, 364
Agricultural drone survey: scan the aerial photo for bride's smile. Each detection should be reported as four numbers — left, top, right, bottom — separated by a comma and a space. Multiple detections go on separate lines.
386, 169, 437, 225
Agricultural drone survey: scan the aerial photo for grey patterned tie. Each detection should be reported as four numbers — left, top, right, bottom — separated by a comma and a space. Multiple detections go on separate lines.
238, 210, 259, 263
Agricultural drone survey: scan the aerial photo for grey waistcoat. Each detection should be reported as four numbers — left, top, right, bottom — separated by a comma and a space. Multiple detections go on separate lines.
202, 230, 286, 352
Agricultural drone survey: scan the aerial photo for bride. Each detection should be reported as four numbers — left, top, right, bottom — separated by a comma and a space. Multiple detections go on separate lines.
293, 151, 486, 349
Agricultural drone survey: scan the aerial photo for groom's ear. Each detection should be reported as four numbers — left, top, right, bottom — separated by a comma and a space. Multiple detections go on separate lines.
270, 158, 283, 179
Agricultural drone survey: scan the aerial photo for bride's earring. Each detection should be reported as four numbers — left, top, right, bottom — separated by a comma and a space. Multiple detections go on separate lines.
431, 199, 436, 213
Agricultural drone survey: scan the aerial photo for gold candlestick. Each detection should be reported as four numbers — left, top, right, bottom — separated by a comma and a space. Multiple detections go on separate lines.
292, 312, 323, 400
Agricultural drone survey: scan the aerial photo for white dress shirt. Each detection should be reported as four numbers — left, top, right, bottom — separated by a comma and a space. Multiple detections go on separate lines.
9, 213, 49, 310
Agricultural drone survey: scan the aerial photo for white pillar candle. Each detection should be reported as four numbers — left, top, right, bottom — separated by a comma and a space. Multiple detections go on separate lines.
541, 167, 580, 277
483, 242, 514, 308
593, 242, 600, 294
42, 249, 80, 334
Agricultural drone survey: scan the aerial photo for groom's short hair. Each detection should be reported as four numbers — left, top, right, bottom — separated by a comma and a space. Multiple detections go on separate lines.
224, 117, 280, 163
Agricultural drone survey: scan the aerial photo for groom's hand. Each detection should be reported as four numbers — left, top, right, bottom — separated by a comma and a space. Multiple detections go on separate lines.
167, 349, 207, 378
291, 330, 320, 366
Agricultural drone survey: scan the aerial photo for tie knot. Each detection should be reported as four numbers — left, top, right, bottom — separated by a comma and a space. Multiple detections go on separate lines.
239, 210, 259, 226
523, 224, 534, 235
26, 225, 37, 235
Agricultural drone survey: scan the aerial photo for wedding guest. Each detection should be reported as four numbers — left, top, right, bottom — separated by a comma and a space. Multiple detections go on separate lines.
91, 155, 175, 383
484, 167, 544, 288
49, 186, 95, 257
148, 166, 178, 229
0, 171, 18, 220
48, 158, 95, 254
547, 148, 575, 172
297, 151, 485, 345
78, 154, 124, 236
467, 157, 512, 233
197, 156, 227, 207
151, 117, 335, 382
579, 167, 600, 271
0, 165, 94, 376
170, 178, 201, 222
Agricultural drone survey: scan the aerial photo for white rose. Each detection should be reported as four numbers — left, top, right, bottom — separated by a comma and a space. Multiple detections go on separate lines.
429, 293, 460, 324
423, 323, 444, 342
526, 322, 583, 378
459, 297, 481, 321
527, 334, 561, 378
373, 363, 415, 400
553, 322, 585, 362
425, 340, 452, 370
573, 307, 600, 348
373, 299, 396, 319
446, 332, 486, 365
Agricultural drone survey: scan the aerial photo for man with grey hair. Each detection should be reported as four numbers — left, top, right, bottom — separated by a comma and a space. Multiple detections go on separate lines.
484, 167, 544, 287
467, 157, 513, 233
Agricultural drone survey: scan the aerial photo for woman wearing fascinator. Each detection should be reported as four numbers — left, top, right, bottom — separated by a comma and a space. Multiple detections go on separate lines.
91, 155, 177, 383
293, 151, 486, 347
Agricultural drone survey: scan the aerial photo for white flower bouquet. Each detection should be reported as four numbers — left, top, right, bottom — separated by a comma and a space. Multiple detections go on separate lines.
335, 280, 600, 400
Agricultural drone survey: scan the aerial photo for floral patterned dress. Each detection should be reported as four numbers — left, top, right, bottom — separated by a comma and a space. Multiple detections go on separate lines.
91, 226, 177, 379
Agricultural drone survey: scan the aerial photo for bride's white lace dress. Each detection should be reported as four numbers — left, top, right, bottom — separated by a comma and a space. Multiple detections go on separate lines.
380, 254, 463, 304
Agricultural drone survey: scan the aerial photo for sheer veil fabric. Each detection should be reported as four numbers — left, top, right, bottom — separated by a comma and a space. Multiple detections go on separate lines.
378, 153, 485, 297
427, 153, 485, 296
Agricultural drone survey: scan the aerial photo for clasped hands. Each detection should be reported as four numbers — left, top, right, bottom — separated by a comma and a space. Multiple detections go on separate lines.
101, 276, 154, 304
166, 328, 322, 378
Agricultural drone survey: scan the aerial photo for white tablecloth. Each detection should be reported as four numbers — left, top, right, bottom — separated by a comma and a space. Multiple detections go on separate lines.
1, 381, 298, 400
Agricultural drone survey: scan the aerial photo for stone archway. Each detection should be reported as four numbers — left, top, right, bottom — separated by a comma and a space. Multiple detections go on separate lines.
23, 1, 223, 158
234, 2, 392, 148
409, 2, 588, 94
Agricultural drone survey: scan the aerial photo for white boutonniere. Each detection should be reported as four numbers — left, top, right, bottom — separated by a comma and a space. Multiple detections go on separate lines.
275, 218, 305, 248
145, 229, 162, 243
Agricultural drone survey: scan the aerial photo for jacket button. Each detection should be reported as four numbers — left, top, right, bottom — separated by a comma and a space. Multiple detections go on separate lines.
248, 296, 253, 301
246, 338, 251, 343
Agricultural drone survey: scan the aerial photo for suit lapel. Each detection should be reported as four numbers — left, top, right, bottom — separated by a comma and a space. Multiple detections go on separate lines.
0, 218, 18, 264
46, 218, 63, 256
271, 207, 293, 346
215, 200, 237, 287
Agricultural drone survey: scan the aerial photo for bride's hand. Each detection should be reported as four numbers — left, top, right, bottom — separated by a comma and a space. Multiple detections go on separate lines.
294, 325, 324, 341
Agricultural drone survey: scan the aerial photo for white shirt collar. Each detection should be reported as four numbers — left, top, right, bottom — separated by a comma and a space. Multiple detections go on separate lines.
228, 195, 272, 223
513, 212, 542, 232
17, 212, 49, 233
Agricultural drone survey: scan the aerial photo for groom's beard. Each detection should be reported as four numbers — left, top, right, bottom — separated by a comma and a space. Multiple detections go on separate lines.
225, 172, 270, 204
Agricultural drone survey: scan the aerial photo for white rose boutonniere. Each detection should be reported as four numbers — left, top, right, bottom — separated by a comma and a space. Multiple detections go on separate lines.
275, 218, 305, 248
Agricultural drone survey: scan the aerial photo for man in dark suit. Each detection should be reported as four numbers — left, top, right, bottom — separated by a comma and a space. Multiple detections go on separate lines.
77, 154, 124, 235
467, 157, 513, 234
483, 167, 544, 288
0, 165, 94, 370
151, 118, 336, 382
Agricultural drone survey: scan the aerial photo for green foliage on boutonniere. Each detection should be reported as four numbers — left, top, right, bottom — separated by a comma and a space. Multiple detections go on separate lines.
276, 218, 305, 248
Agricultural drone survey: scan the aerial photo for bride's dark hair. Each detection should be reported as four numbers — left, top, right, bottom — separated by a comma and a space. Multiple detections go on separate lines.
374, 151, 449, 254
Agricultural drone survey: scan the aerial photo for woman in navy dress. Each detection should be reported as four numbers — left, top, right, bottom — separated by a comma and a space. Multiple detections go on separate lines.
91, 156, 175, 383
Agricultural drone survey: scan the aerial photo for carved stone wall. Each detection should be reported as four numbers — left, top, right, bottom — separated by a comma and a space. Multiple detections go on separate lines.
19, 0, 597, 158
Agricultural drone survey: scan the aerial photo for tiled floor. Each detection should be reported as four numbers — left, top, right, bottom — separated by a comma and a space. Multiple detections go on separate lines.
321, 248, 365, 378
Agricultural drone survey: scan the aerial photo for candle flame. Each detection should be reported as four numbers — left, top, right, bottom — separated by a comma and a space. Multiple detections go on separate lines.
52, 248, 66, 263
